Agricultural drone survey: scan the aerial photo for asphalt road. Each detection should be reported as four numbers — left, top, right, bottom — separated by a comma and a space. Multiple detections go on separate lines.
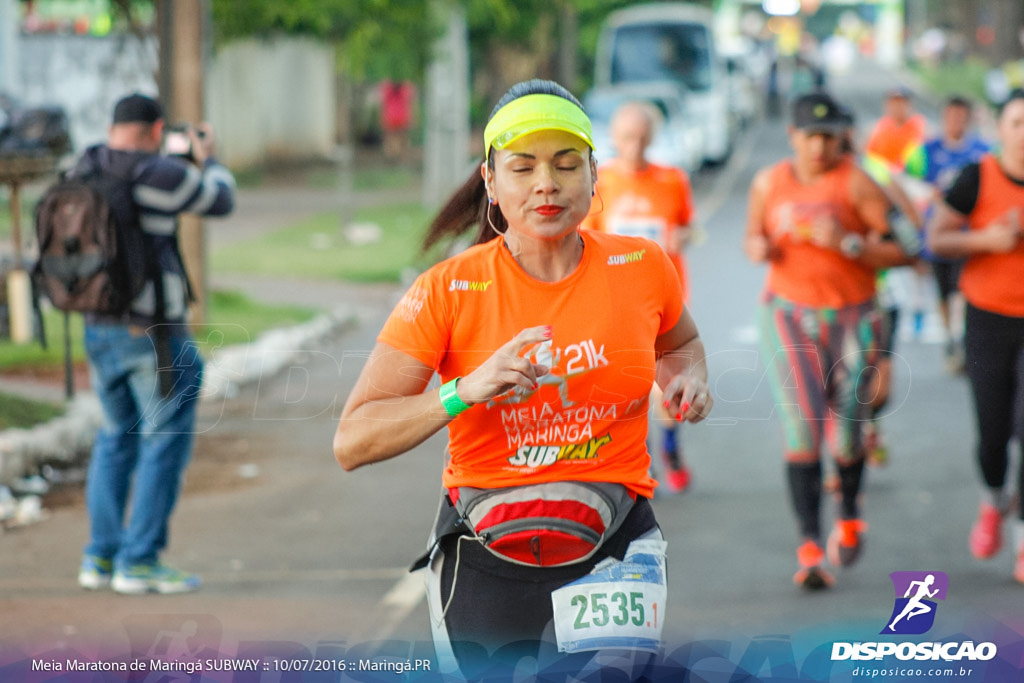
1, 61, 1022, 681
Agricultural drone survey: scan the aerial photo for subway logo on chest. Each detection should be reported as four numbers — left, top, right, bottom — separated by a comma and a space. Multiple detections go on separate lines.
449, 279, 494, 292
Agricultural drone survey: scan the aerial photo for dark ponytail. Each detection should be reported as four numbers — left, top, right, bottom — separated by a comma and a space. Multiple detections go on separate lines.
421, 79, 585, 252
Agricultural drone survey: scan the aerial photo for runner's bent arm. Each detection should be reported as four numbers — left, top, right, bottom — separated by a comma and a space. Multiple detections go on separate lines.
654, 307, 712, 424
927, 202, 1022, 257
333, 344, 445, 470
847, 168, 915, 269
334, 327, 551, 470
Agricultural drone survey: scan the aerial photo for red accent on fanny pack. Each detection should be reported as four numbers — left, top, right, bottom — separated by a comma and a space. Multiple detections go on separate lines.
489, 530, 597, 566
477, 499, 607, 536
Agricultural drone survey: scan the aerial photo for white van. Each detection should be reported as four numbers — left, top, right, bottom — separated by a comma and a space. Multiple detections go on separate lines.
594, 3, 734, 165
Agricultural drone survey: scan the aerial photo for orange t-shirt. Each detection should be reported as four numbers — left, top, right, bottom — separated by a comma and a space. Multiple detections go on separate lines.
378, 231, 684, 499
865, 114, 926, 171
582, 159, 694, 301
960, 155, 1024, 317
761, 158, 879, 308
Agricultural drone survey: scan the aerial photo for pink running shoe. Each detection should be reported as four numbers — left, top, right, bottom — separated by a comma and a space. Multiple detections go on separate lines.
968, 503, 1003, 560
664, 465, 691, 493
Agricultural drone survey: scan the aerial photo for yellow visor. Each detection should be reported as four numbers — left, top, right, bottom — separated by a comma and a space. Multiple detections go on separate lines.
483, 94, 594, 160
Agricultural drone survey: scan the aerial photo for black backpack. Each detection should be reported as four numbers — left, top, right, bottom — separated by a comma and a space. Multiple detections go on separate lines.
33, 159, 151, 315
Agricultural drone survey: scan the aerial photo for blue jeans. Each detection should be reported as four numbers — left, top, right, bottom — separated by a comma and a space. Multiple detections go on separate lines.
84, 323, 204, 568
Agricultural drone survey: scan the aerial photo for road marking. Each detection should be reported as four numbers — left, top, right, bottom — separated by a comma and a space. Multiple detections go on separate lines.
731, 323, 760, 345
694, 122, 759, 223
356, 569, 427, 643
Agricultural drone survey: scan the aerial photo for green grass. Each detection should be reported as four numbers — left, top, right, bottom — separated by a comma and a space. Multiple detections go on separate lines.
912, 58, 992, 104
191, 289, 318, 356
0, 290, 317, 372
0, 307, 86, 370
236, 161, 419, 193
0, 390, 62, 430
209, 202, 434, 282
352, 165, 420, 191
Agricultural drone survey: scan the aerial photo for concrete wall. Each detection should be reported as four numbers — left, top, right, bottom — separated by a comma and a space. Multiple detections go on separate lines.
14, 34, 335, 169
18, 33, 159, 153
207, 37, 336, 168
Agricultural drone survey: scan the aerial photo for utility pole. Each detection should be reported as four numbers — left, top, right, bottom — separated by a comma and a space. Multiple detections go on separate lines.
422, 2, 470, 208
557, 2, 578, 92
158, 0, 209, 326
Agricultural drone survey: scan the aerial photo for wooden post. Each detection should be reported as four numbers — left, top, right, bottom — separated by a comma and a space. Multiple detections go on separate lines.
162, 0, 208, 326
5, 180, 33, 344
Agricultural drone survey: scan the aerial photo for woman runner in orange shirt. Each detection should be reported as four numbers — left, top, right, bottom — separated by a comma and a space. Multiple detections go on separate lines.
745, 91, 913, 590
333, 79, 712, 677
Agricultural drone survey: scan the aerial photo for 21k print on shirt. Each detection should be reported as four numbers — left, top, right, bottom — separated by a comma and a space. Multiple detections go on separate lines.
378, 231, 684, 499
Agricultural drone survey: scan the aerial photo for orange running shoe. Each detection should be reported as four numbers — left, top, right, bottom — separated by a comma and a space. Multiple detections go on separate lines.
968, 503, 1003, 560
793, 540, 834, 590
827, 519, 868, 567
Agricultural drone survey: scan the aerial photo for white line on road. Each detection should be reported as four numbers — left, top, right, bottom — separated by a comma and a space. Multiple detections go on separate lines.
694, 122, 759, 223
357, 568, 427, 643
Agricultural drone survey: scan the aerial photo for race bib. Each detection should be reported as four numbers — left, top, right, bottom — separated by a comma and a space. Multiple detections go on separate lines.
551, 538, 667, 654
608, 217, 664, 243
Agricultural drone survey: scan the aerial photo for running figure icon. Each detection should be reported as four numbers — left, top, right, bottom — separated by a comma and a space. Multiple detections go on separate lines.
887, 574, 939, 632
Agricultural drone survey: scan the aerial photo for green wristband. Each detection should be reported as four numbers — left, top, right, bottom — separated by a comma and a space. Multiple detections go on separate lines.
439, 377, 471, 417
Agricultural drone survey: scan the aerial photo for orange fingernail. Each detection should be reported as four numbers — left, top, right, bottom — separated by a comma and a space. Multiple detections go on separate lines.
543, 326, 553, 338
663, 400, 670, 409
681, 401, 690, 413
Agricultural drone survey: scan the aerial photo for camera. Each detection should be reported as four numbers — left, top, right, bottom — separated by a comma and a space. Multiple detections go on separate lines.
163, 123, 204, 161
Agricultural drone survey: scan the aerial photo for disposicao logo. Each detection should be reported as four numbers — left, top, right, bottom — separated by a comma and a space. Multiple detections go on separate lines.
830, 570, 998, 663
882, 571, 948, 635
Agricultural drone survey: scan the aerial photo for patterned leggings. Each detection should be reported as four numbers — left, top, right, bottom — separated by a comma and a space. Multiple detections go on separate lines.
758, 294, 883, 540
758, 294, 882, 464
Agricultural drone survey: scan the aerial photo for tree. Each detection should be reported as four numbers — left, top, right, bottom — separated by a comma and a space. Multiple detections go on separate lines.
210, 0, 438, 82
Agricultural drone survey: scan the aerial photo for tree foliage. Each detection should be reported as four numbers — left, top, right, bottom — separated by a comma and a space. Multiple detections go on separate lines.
210, 0, 437, 80
206, 0, 666, 92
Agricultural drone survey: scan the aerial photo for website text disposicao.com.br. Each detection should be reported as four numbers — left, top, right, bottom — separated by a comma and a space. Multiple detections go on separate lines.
836, 640, 997, 679
851, 665, 977, 679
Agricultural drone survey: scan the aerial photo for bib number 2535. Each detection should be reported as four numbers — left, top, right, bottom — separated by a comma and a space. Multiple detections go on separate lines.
570, 591, 655, 630
552, 538, 667, 654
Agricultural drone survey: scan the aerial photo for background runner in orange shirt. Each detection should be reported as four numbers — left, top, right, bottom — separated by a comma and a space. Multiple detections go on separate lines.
927, 88, 1024, 585
583, 101, 697, 493
865, 86, 927, 171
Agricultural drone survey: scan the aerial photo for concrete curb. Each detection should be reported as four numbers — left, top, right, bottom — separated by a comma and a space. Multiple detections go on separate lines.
0, 307, 358, 488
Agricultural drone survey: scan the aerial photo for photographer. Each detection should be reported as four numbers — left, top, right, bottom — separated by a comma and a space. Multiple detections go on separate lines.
75, 93, 235, 594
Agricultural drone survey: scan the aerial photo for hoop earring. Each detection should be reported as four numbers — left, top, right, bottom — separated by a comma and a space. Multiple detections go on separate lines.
487, 202, 522, 259
486, 201, 503, 238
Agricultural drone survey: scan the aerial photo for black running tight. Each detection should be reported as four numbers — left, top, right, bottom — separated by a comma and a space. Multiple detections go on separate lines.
963, 304, 1024, 520
787, 460, 864, 541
